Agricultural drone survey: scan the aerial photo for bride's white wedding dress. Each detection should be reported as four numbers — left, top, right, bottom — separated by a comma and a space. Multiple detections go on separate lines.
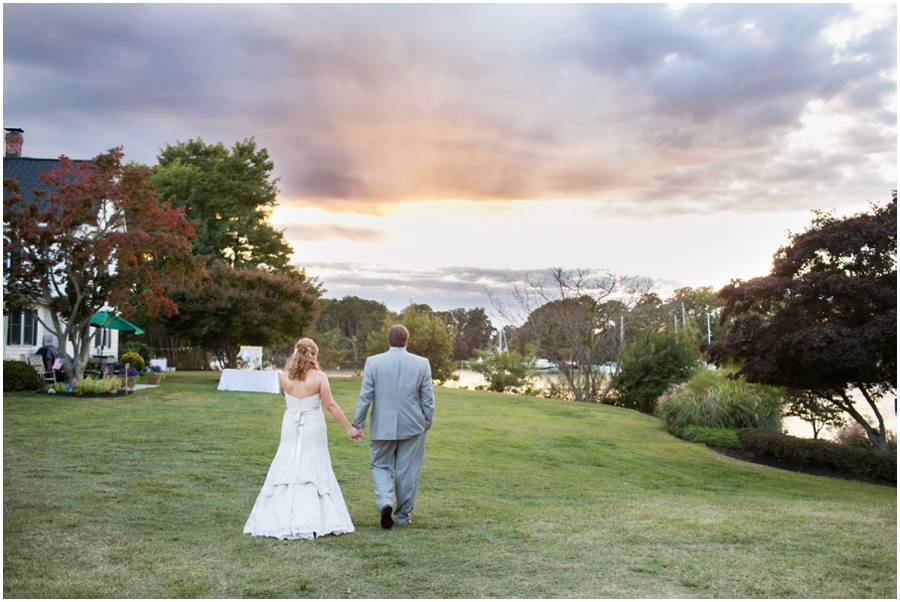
243, 392, 355, 539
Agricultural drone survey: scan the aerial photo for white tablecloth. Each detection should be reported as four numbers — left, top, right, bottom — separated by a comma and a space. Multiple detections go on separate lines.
217, 369, 280, 394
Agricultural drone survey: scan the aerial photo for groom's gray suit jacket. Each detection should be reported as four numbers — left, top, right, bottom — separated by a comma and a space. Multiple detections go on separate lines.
353, 347, 435, 440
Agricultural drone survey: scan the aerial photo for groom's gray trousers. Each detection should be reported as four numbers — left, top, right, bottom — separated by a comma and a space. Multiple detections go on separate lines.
370, 431, 428, 524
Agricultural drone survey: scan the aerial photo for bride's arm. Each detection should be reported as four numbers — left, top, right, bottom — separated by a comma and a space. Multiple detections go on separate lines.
318, 372, 361, 437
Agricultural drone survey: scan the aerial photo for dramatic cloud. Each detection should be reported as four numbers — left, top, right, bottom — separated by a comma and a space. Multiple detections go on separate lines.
282, 223, 389, 244
301, 262, 697, 317
4, 3, 895, 218
4, 4, 895, 315
304, 263, 553, 314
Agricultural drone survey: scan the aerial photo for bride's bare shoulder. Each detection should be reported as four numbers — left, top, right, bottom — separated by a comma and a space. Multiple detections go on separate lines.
309, 369, 329, 383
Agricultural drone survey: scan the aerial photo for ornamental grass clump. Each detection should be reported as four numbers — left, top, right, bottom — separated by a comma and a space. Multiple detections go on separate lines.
659, 368, 783, 436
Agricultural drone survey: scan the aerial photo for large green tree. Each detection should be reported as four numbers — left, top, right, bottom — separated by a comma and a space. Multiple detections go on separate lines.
151, 137, 294, 272
709, 195, 896, 452
143, 137, 313, 364
316, 296, 390, 364
310, 328, 353, 370
3, 148, 204, 381
437, 307, 496, 361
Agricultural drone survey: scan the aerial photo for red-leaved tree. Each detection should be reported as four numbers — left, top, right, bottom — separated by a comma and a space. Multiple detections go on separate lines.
3, 147, 206, 381
709, 194, 896, 451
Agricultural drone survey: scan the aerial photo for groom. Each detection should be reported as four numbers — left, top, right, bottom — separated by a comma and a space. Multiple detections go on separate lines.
353, 325, 435, 529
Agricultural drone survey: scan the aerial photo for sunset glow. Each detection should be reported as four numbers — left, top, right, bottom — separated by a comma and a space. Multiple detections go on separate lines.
4, 3, 895, 315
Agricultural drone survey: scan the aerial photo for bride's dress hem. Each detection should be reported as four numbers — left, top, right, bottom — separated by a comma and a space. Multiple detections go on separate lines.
243, 526, 355, 541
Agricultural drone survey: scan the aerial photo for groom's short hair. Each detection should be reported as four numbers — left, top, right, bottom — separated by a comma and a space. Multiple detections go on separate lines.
388, 325, 409, 348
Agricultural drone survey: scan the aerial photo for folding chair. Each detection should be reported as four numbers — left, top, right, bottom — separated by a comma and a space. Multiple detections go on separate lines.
27, 354, 56, 384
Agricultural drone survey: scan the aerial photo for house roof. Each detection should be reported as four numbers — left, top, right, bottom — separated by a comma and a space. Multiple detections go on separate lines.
3, 156, 85, 212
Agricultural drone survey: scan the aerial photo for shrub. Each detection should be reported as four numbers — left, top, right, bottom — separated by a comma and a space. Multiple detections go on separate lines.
611, 332, 702, 413
3, 360, 44, 392
832, 423, 898, 454
833, 423, 873, 450
680, 425, 741, 449
659, 369, 783, 435
119, 351, 145, 373
737, 428, 896, 483
536, 381, 576, 401
120, 341, 154, 367
468, 349, 536, 393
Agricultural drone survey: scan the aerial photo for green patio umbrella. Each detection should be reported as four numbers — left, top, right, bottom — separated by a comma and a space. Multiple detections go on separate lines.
90, 311, 146, 335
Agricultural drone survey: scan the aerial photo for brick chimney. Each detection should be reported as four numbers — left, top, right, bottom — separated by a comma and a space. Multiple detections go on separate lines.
5, 128, 24, 158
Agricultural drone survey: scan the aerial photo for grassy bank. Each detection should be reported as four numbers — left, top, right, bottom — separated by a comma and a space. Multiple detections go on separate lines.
4, 372, 896, 598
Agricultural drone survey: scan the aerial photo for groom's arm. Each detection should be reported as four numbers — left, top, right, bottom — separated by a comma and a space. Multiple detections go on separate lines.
419, 360, 435, 429
353, 359, 376, 430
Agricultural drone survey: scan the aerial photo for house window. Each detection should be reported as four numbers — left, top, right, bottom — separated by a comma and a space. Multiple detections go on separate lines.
6, 310, 38, 346
94, 327, 110, 351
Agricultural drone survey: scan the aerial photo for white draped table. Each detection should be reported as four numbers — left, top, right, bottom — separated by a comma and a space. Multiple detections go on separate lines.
149, 358, 168, 371
217, 369, 280, 394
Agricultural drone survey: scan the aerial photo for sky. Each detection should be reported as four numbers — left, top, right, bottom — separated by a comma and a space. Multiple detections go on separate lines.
3, 2, 896, 320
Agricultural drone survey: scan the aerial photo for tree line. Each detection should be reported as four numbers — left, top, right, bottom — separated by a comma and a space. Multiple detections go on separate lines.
4, 137, 894, 451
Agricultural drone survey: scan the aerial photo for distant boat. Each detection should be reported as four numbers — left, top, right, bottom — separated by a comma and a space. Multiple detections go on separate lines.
534, 358, 559, 372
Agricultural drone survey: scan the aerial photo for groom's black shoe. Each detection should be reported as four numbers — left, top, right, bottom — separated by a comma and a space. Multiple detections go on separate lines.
380, 505, 394, 529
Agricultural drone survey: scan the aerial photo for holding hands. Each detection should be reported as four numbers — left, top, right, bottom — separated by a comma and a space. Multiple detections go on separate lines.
346, 426, 364, 442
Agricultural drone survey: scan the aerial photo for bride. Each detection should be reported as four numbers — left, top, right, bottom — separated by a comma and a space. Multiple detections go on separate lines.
243, 338, 360, 540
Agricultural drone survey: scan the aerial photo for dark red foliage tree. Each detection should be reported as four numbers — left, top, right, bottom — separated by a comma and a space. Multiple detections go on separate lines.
3, 148, 205, 381
163, 262, 320, 369
709, 194, 896, 451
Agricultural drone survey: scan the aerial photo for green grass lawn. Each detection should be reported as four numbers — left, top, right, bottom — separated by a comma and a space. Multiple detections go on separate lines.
4, 372, 896, 598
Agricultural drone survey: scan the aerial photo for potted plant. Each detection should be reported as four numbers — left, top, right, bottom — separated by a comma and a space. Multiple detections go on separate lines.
119, 366, 139, 391
146, 365, 164, 385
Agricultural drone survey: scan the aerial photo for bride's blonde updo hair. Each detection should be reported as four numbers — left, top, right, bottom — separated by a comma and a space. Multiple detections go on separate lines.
285, 338, 319, 381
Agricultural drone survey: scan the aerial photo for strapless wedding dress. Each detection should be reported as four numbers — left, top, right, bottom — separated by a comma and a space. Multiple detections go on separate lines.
243, 393, 355, 539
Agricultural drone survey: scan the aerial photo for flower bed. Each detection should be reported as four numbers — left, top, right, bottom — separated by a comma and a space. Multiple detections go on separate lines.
44, 375, 128, 396
40, 389, 131, 398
